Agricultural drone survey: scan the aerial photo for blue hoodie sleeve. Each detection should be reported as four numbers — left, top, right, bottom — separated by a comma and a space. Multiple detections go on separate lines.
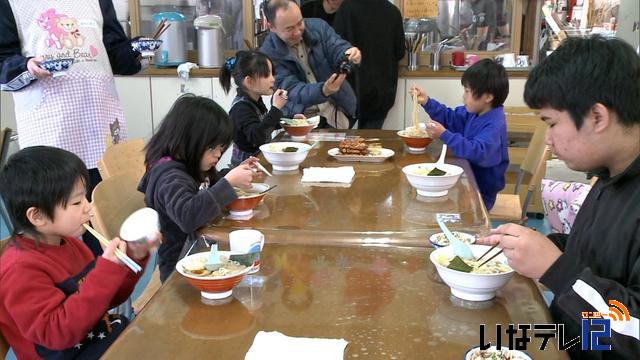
423, 98, 468, 133
440, 118, 505, 167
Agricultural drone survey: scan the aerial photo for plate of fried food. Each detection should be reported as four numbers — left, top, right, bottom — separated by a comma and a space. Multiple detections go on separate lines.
328, 138, 395, 163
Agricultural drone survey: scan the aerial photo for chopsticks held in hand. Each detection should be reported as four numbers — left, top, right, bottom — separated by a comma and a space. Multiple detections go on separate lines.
83, 224, 142, 273
152, 19, 171, 40
255, 161, 272, 177
476, 242, 502, 269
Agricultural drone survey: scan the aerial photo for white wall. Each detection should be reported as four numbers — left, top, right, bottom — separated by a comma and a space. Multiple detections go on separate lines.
1, 76, 529, 164
398, 77, 527, 128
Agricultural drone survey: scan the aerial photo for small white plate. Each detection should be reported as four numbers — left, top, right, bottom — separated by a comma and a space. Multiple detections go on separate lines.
429, 231, 476, 247
328, 148, 395, 163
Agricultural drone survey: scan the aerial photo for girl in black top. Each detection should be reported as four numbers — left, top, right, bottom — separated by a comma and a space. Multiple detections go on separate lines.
220, 50, 290, 166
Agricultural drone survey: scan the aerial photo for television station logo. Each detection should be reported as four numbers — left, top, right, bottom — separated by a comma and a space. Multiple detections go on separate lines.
478, 300, 631, 352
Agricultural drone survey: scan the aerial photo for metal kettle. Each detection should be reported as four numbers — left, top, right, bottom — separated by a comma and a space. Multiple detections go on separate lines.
194, 15, 225, 68
152, 12, 187, 67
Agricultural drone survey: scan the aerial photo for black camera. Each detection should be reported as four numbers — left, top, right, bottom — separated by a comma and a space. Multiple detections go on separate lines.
337, 54, 355, 74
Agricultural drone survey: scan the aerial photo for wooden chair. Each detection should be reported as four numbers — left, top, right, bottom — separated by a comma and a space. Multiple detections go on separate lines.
1, 128, 16, 235
503, 107, 540, 167
0, 128, 13, 168
490, 121, 552, 224
96, 138, 146, 180
1, 237, 11, 357
91, 171, 161, 314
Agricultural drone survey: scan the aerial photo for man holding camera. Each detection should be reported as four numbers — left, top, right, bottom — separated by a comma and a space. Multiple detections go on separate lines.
261, 0, 361, 129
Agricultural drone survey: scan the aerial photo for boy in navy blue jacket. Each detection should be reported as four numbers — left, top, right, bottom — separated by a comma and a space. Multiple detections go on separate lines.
410, 59, 509, 210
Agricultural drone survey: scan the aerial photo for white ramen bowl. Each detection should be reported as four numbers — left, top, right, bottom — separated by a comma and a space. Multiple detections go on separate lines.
119, 208, 160, 243
260, 142, 312, 171
402, 163, 464, 197
430, 245, 515, 301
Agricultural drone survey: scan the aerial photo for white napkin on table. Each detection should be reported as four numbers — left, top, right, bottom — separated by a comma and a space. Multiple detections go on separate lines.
245, 331, 348, 360
301, 166, 355, 184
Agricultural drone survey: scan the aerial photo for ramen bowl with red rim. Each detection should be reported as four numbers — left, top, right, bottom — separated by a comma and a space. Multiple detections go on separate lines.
176, 252, 251, 300
281, 116, 319, 141
228, 183, 270, 216
397, 129, 433, 153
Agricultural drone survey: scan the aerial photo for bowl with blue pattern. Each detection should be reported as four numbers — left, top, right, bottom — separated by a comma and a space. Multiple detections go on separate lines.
131, 38, 163, 57
39, 58, 74, 76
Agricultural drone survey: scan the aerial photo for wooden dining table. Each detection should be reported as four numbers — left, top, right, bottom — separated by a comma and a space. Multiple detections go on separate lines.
203, 129, 490, 248
102, 129, 566, 359
103, 243, 567, 359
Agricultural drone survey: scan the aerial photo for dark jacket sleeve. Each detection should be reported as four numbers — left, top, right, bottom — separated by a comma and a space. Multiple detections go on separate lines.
547, 233, 569, 251
230, 101, 283, 147
155, 168, 237, 234
540, 231, 640, 358
0, 0, 36, 91
332, 4, 354, 46
99, 0, 141, 75
394, 11, 405, 61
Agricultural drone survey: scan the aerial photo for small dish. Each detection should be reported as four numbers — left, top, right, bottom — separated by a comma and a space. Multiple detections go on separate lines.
327, 147, 395, 163
464, 346, 533, 360
429, 231, 476, 248
39, 58, 74, 77
131, 38, 163, 57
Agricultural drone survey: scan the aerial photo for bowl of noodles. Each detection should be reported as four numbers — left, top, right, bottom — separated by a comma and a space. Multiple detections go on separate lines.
429, 244, 515, 301
397, 126, 432, 153
402, 163, 464, 197
228, 183, 270, 216
281, 116, 319, 141
260, 142, 312, 171
464, 346, 532, 360
176, 252, 251, 300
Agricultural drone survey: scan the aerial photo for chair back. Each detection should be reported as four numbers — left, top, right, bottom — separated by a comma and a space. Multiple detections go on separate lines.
512, 122, 547, 195
97, 138, 146, 180
521, 146, 553, 218
0, 128, 13, 168
0, 236, 11, 357
520, 123, 548, 176
91, 171, 146, 240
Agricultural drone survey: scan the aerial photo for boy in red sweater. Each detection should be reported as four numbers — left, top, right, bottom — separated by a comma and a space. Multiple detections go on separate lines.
0, 146, 158, 359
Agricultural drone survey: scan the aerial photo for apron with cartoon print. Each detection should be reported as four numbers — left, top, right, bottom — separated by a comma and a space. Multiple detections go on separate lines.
8, 0, 127, 169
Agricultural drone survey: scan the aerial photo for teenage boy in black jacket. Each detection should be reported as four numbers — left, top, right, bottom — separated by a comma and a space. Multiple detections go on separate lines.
479, 36, 640, 359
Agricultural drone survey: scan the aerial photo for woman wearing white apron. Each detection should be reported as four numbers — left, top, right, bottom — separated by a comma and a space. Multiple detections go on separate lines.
0, 0, 143, 255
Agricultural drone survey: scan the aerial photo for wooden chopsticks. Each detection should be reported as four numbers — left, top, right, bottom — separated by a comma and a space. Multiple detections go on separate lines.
476, 242, 502, 269
83, 223, 142, 273
152, 19, 171, 40
255, 162, 272, 177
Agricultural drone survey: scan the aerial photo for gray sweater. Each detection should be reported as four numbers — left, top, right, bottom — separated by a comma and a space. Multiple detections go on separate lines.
138, 159, 236, 282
